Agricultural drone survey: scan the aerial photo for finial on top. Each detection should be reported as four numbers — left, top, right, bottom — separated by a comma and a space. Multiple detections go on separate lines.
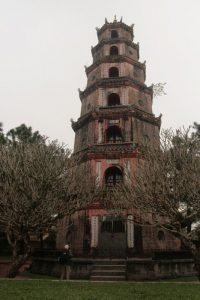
114, 15, 117, 22
130, 24, 134, 28
105, 18, 108, 24
120, 17, 123, 22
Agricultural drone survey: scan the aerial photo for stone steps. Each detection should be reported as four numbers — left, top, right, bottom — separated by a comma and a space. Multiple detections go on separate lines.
94, 264, 125, 270
91, 259, 126, 281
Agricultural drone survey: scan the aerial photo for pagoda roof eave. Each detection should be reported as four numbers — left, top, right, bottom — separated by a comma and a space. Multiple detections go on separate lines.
85, 55, 145, 76
71, 105, 161, 132
73, 142, 138, 160
91, 38, 138, 55
79, 77, 152, 100
97, 21, 134, 39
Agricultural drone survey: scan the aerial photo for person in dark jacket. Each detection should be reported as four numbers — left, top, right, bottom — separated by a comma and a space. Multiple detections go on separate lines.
59, 244, 73, 280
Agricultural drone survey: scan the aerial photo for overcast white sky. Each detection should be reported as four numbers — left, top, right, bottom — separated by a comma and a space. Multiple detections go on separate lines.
0, 0, 199, 149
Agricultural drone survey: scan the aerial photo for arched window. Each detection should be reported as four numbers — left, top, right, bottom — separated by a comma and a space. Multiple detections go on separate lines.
108, 93, 120, 106
110, 46, 119, 56
109, 67, 119, 78
158, 230, 165, 241
111, 30, 119, 38
105, 166, 123, 187
106, 125, 122, 143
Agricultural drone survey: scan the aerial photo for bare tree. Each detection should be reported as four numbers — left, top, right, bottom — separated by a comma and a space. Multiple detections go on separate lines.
0, 142, 95, 277
113, 129, 200, 278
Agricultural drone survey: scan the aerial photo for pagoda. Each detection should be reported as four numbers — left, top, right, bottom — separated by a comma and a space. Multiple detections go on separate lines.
61, 17, 180, 258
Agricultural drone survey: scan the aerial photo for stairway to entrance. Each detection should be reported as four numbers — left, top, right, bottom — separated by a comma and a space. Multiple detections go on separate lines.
90, 259, 126, 281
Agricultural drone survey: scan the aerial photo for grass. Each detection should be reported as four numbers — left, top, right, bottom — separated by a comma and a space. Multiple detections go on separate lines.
0, 280, 200, 300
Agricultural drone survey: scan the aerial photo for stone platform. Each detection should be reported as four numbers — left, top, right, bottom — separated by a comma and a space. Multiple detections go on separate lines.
30, 253, 196, 281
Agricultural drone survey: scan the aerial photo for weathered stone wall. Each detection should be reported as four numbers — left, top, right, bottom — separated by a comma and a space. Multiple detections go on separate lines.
142, 227, 181, 253
74, 121, 94, 152
132, 118, 159, 145
30, 257, 196, 280
98, 28, 132, 42
127, 258, 196, 280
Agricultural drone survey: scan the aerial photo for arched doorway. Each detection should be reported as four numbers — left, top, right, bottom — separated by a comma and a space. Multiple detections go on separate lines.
99, 166, 126, 257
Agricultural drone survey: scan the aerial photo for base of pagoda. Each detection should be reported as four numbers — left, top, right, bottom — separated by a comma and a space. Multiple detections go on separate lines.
31, 252, 196, 280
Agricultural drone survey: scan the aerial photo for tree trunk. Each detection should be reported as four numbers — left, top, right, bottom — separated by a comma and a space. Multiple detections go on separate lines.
7, 252, 30, 278
6, 231, 31, 278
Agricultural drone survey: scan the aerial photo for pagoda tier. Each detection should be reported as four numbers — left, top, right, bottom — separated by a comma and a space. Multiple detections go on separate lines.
73, 18, 160, 160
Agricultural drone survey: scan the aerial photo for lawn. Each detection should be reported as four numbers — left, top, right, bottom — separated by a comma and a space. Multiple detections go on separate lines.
0, 280, 200, 300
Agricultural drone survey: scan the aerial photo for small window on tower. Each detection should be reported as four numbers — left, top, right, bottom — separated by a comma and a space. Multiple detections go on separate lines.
108, 93, 120, 106
111, 30, 119, 38
158, 230, 165, 241
110, 46, 119, 56
109, 67, 119, 78
105, 166, 123, 187
106, 125, 122, 143
138, 99, 144, 106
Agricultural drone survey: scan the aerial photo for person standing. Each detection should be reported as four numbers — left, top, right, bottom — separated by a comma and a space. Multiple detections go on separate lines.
59, 244, 73, 280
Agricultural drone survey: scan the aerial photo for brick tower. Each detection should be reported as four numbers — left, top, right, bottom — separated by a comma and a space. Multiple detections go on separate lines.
68, 18, 179, 257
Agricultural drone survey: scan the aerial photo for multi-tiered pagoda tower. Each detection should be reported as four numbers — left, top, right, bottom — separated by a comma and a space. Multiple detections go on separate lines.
68, 18, 180, 258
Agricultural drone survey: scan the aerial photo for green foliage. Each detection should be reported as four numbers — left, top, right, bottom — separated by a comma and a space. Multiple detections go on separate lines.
0, 123, 45, 145
193, 122, 200, 139
6, 124, 45, 144
0, 123, 7, 145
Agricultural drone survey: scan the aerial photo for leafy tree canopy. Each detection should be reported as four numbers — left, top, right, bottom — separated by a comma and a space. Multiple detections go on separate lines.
0, 123, 45, 144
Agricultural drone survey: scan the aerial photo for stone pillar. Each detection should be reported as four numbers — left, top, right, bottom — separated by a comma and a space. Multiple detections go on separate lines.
95, 161, 101, 185
127, 215, 134, 248
98, 122, 103, 143
124, 160, 131, 184
91, 216, 99, 248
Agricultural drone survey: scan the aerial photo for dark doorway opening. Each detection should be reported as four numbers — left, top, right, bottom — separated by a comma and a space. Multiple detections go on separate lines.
110, 46, 119, 56
99, 216, 126, 257
107, 93, 120, 106
111, 30, 119, 38
105, 166, 123, 187
109, 67, 119, 78
106, 126, 122, 143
